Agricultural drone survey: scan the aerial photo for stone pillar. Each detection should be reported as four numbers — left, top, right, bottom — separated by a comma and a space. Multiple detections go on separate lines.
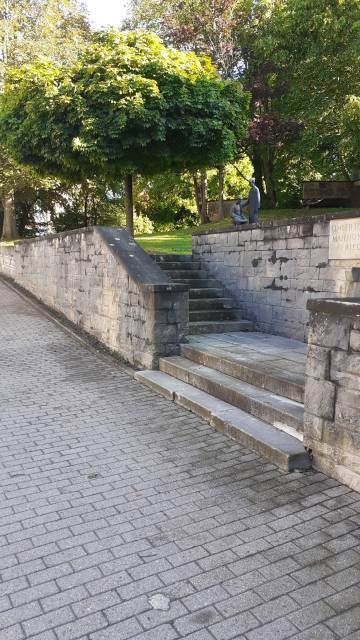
304, 298, 360, 490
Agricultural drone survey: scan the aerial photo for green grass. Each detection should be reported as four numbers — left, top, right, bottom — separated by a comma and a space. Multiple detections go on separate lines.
136, 207, 356, 254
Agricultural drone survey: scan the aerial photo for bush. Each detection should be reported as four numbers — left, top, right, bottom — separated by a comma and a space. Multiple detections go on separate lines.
134, 213, 154, 234
146, 204, 198, 231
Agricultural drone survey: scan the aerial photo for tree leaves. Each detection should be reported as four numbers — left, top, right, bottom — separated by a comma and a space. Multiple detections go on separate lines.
0, 29, 249, 182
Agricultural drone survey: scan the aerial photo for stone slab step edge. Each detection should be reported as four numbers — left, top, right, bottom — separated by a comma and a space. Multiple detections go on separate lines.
151, 254, 195, 263
134, 370, 311, 473
188, 320, 254, 335
162, 270, 213, 279
189, 310, 240, 322
181, 344, 304, 404
189, 298, 235, 311
171, 278, 223, 288
159, 262, 202, 271
189, 288, 225, 299
160, 356, 304, 432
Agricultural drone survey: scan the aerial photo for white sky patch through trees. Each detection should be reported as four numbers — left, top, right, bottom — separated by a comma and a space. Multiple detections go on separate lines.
84, 0, 130, 28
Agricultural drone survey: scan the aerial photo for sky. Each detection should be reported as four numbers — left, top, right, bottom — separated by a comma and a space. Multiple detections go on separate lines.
84, 0, 130, 28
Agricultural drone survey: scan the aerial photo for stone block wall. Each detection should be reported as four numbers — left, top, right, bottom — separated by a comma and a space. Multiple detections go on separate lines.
304, 298, 360, 490
0, 227, 188, 369
193, 213, 360, 341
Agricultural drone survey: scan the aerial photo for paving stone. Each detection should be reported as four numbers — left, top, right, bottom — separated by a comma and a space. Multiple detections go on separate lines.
173, 606, 222, 635
325, 585, 360, 613
245, 617, 298, 640
288, 600, 335, 630
251, 594, 298, 623
131, 625, 179, 640
90, 616, 142, 640
290, 625, 336, 640
22, 607, 75, 636
327, 606, 360, 637
56, 612, 108, 640
210, 610, 258, 639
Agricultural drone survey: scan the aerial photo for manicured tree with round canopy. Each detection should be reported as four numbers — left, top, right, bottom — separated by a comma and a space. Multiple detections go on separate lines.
0, 30, 249, 235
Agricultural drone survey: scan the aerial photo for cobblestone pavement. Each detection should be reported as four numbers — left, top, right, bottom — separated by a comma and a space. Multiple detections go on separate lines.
1, 279, 360, 640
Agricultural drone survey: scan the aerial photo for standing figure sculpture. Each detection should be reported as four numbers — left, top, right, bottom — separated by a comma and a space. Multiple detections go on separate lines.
244, 178, 261, 223
231, 197, 247, 226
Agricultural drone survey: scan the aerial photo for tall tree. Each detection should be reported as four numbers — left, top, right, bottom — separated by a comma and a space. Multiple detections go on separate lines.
0, 0, 89, 239
127, 0, 295, 208
0, 30, 249, 235
260, 0, 360, 183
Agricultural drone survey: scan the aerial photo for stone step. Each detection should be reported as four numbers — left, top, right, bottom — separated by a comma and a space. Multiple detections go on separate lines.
181, 343, 304, 404
134, 370, 311, 472
189, 288, 226, 299
163, 269, 210, 279
159, 356, 304, 433
159, 262, 201, 271
172, 278, 222, 288
188, 320, 254, 334
189, 309, 239, 322
151, 254, 194, 263
189, 298, 235, 311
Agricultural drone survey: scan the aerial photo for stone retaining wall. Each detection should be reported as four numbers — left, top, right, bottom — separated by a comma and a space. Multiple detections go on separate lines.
304, 298, 360, 490
193, 212, 360, 341
0, 227, 188, 369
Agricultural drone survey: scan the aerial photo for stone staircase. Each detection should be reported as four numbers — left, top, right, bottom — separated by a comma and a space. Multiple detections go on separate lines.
152, 254, 254, 335
135, 332, 312, 473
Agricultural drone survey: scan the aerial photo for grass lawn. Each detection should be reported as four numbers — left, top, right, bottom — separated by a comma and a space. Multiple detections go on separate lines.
136, 207, 356, 254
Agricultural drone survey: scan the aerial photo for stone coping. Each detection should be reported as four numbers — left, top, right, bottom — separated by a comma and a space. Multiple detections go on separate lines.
307, 297, 360, 318
192, 210, 360, 237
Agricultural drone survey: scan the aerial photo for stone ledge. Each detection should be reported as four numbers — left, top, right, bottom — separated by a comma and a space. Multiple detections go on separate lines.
307, 297, 360, 318
192, 210, 360, 237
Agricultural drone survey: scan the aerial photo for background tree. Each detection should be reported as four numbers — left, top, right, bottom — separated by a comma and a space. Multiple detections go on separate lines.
0, 0, 89, 240
128, 0, 360, 207
127, 0, 288, 208
0, 29, 249, 235
260, 0, 360, 187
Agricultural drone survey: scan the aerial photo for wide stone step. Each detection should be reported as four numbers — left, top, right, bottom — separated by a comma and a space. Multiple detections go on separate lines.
188, 320, 254, 334
181, 343, 304, 404
159, 262, 201, 271
134, 370, 311, 472
151, 254, 194, 263
189, 288, 226, 299
172, 278, 222, 288
189, 298, 235, 311
189, 309, 238, 322
163, 269, 210, 279
159, 356, 304, 433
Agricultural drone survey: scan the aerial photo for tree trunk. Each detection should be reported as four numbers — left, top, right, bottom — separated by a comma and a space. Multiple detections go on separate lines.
262, 151, 277, 209
218, 165, 225, 220
1, 192, 18, 241
200, 170, 208, 224
252, 146, 266, 203
192, 171, 202, 217
124, 174, 134, 237
83, 185, 89, 227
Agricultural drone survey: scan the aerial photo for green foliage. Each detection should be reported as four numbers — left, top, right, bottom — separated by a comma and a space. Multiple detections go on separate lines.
133, 213, 154, 234
0, 30, 249, 185
0, 0, 90, 238
135, 169, 198, 230
144, 203, 198, 231
260, 0, 360, 179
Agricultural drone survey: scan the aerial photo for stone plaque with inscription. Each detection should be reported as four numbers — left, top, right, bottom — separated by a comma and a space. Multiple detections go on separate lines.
329, 218, 360, 260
